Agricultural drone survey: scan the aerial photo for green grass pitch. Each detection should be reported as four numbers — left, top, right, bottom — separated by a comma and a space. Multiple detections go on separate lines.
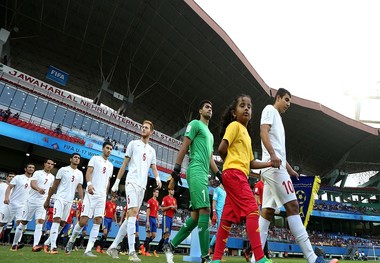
0, 246, 357, 263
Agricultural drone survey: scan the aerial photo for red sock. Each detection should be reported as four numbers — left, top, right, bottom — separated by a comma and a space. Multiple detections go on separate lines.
212, 220, 232, 261
246, 211, 264, 261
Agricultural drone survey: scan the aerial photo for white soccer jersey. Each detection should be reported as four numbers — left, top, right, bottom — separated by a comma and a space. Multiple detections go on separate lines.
9, 174, 31, 208
29, 170, 55, 205
260, 105, 287, 169
56, 165, 84, 202
0, 182, 8, 213
87, 155, 113, 197
125, 140, 157, 189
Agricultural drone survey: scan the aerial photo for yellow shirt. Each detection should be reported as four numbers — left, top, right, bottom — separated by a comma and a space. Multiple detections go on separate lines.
222, 121, 254, 176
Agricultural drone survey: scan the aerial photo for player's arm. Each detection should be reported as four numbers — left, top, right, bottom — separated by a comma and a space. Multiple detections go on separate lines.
210, 155, 223, 183
145, 206, 151, 230
106, 177, 111, 195
209, 157, 219, 174
286, 161, 299, 179
86, 166, 95, 194
254, 192, 261, 206
4, 184, 15, 204
169, 137, 192, 189
31, 178, 45, 194
111, 156, 130, 192
211, 199, 217, 225
151, 164, 162, 189
76, 208, 80, 219
113, 207, 117, 222
161, 206, 171, 212
212, 199, 217, 213
175, 137, 191, 167
161, 201, 171, 212
44, 179, 60, 209
260, 124, 281, 168
77, 183, 84, 201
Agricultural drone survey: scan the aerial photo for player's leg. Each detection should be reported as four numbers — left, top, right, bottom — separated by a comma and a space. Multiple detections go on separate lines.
274, 169, 321, 263
12, 204, 29, 250
84, 196, 104, 256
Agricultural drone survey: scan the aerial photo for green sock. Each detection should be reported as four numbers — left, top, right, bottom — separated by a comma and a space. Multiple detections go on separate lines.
171, 217, 197, 248
256, 256, 268, 263
198, 214, 210, 257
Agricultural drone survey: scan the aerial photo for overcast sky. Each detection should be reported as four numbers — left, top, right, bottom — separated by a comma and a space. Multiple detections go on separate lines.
195, 0, 380, 127
195, 1, 380, 186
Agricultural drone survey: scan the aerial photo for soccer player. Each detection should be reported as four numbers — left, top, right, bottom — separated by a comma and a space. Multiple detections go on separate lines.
118, 204, 140, 256
211, 94, 272, 263
157, 189, 177, 253
0, 172, 15, 241
209, 179, 226, 254
164, 100, 221, 263
1, 163, 35, 251
11, 159, 55, 252
43, 153, 84, 254
42, 203, 54, 246
107, 120, 162, 262
58, 204, 77, 248
73, 199, 87, 249
96, 195, 118, 253
141, 188, 160, 257
259, 88, 336, 263
65, 142, 113, 257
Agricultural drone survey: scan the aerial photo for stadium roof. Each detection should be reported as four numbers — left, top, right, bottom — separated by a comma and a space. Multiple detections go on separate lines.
1, 0, 380, 188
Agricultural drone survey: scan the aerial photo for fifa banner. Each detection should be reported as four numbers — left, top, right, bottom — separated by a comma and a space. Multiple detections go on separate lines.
291, 176, 321, 228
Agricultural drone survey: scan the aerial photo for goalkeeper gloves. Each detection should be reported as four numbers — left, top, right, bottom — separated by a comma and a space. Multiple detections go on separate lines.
168, 163, 183, 190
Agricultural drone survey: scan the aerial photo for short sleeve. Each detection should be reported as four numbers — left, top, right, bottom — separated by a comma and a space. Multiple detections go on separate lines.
125, 140, 134, 158
222, 122, 239, 144
78, 171, 84, 185
261, 105, 274, 126
88, 156, 96, 167
213, 190, 218, 201
56, 168, 63, 180
184, 120, 199, 141
151, 147, 157, 165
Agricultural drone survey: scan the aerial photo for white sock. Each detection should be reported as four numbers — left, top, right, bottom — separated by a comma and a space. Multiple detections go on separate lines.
44, 234, 51, 246
0, 226, 4, 234
85, 223, 100, 253
251, 254, 256, 263
12, 223, 24, 246
50, 222, 60, 249
288, 215, 317, 263
127, 217, 137, 253
58, 225, 64, 236
69, 223, 83, 242
110, 219, 128, 249
33, 224, 43, 246
259, 216, 270, 249
18, 224, 25, 243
